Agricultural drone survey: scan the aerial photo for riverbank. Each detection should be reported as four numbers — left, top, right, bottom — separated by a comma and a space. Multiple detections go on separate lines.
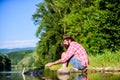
46, 65, 120, 73
46, 50, 120, 73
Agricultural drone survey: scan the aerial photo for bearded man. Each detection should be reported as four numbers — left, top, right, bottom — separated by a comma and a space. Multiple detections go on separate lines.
45, 35, 89, 71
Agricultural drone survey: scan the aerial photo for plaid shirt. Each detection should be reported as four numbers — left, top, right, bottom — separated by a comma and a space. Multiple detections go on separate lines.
61, 41, 89, 67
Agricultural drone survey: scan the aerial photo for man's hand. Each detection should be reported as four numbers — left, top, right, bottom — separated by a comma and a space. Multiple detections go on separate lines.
45, 62, 54, 67
45, 59, 61, 67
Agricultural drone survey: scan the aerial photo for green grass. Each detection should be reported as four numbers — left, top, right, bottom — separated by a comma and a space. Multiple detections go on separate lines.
88, 50, 120, 68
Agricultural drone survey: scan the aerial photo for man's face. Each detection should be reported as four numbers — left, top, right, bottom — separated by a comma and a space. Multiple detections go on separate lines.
63, 39, 70, 49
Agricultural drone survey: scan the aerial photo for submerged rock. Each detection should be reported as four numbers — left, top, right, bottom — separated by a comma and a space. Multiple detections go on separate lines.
23, 65, 44, 77
57, 68, 70, 74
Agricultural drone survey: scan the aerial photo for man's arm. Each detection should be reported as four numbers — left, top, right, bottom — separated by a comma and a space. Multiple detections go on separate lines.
45, 59, 62, 67
53, 59, 62, 65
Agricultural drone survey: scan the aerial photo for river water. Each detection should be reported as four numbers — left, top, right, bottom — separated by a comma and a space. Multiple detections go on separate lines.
0, 69, 120, 80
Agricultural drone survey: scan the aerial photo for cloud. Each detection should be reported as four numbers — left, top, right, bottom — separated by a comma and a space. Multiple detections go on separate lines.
0, 40, 38, 49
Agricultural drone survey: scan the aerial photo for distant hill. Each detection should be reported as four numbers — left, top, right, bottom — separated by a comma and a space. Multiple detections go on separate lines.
0, 47, 35, 54
7, 50, 34, 65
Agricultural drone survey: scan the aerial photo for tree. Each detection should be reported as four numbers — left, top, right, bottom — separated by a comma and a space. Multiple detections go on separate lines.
33, 0, 120, 65
0, 54, 11, 71
33, 0, 65, 65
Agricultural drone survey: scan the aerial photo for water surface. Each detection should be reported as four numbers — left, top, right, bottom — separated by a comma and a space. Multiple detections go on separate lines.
0, 69, 120, 80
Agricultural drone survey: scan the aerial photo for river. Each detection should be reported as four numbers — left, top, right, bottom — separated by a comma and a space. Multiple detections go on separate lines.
0, 69, 120, 80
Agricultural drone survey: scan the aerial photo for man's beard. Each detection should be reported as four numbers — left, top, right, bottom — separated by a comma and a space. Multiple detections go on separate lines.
63, 44, 69, 50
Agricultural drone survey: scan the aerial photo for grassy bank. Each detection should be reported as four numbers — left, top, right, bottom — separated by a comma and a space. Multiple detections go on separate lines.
47, 50, 120, 70
88, 50, 120, 68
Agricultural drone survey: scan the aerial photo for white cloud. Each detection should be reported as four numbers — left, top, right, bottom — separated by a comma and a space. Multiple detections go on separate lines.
0, 40, 38, 49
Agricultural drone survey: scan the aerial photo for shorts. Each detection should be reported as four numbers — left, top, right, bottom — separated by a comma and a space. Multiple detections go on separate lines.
69, 57, 86, 70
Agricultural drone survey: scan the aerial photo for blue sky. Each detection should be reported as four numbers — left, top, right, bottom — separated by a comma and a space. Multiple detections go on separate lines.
0, 0, 43, 49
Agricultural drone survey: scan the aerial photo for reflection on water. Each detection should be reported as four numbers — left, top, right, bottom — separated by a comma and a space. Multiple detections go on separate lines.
73, 74, 88, 80
57, 73, 88, 80
0, 70, 120, 80
0, 71, 23, 80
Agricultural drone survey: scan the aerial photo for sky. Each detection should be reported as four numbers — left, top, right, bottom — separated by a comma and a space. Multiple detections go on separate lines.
0, 0, 43, 49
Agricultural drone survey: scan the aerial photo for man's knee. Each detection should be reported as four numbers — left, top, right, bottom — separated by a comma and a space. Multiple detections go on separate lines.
61, 52, 66, 58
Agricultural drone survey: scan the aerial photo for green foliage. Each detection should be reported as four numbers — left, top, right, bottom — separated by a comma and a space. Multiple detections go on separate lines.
33, 0, 64, 65
0, 54, 11, 71
33, 0, 120, 65
7, 50, 33, 65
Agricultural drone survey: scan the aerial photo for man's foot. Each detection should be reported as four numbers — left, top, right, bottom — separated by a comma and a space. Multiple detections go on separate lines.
70, 68, 79, 72
81, 68, 87, 73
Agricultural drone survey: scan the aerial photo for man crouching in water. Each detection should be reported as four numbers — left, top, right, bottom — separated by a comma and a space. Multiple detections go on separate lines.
45, 35, 89, 71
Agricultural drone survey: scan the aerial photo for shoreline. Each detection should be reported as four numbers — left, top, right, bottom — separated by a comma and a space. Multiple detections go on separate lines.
48, 65, 120, 73
87, 67, 120, 73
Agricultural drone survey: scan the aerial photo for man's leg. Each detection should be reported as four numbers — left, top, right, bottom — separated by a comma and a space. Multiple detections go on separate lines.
57, 52, 70, 74
61, 52, 68, 68
69, 57, 86, 70
62, 62, 68, 68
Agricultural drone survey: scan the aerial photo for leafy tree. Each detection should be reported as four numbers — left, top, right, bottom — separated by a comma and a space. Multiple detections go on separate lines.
0, 54, 11, 71
33, 0, 65, 65
33, 0, 120, 65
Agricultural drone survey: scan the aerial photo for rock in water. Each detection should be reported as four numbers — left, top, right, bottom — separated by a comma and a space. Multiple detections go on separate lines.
57, 67, 70, 74
23, 65, 44, 77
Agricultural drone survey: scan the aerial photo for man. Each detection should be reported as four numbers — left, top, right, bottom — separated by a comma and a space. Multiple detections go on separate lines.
45, 35, 89, 70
